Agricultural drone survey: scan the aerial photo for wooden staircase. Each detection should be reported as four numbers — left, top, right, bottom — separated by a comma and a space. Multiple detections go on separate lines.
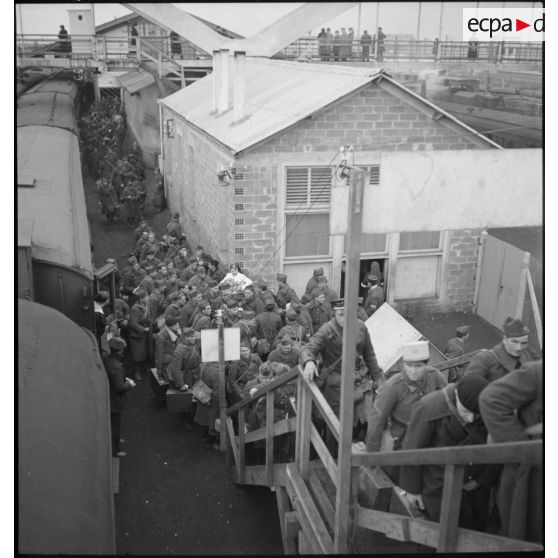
223, 360, 543, 554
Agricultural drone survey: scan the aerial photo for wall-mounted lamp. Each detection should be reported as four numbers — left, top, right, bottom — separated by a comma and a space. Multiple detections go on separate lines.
166, 119, 175, 138
217, 169, 232, 185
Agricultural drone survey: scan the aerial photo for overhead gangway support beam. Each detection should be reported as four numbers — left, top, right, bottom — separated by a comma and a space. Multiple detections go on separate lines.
121, 3, 225, 55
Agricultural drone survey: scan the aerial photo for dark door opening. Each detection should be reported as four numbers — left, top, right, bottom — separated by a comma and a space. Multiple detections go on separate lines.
340, 258, 387, 299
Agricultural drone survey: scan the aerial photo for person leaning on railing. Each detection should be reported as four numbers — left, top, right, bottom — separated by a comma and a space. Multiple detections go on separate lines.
479, 360, 542, 543
398, 374, 500, 532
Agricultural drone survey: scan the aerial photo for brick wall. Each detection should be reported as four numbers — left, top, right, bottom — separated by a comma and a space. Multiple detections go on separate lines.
444, 229, 482, 312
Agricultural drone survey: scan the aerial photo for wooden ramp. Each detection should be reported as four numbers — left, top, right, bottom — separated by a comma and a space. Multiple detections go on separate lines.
224, 364, 543, 554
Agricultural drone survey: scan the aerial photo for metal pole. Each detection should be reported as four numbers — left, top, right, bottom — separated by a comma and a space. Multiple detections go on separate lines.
438, 2, 444, 41
333, 168, 365, 553
374, 2, 380, 59
217, 309, 227, 451
357, 2, 362, 39
417, 2, 422, 41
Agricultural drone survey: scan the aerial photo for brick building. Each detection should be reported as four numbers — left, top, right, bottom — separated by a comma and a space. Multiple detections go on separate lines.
159, 58, 499, 313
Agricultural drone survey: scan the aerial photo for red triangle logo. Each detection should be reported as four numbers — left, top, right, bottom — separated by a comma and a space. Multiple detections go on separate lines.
516, 19, 530, 31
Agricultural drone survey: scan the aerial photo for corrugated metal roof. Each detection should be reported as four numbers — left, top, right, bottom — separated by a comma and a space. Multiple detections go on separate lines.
17, 126, 92, 274
160, 59, 384, 154
119, 70, 155, 93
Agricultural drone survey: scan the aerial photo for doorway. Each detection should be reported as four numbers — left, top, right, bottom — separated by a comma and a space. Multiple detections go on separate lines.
340, 258, 387, 299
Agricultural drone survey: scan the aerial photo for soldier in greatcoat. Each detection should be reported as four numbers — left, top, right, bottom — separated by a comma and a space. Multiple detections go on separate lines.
127, 289, 152, 381
443, 325, 471, 382
154, 315, 181, 382
275, 273, 300, 309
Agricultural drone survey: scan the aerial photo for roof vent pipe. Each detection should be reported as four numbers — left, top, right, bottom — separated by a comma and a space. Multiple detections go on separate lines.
233, 51, 246, 122
212, 49, 220, 113
218, 48, 230, 113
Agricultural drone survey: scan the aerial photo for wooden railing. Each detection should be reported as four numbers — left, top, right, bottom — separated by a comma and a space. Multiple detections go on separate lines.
224, 354, 542, 554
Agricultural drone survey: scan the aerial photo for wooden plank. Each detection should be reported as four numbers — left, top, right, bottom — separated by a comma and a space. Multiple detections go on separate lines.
243, 416, 296, 444
305, 379, 340, 442
297, 383, 312, 478
266, 391, 275, 486
526, 267, 543, 349
284, 511, 300, 552
351, 439, 542, 467
355, 506, 544, 552
334, 168, 365, 554
275, 486, 296, 554
437, 464, 464, 553
515, 254, 530, 319
238, 408, 246, 484
285, 463, 334, 554
307, 468, 335, 532
298, 530, 313, 554
295, 377, 303, 465
310, 423, 338, 486
357, 466, 393, 511
433, 351, 478, 372
235, 462, 288, 487
225, 416, 240, 473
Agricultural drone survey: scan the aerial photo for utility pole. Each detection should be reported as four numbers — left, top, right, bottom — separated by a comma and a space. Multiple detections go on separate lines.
333, 165, 365, 553
216, 309, 227, 450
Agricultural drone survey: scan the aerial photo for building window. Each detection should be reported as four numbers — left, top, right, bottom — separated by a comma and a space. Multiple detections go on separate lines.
234, 173, 244, 181
234, 233, 244, 240
234, 203, 244, 211
399, 231, 441, 252
234, 188, 244, 196
235, 247, 244, 255
286, 167, 332, 207
235, 218, 244, 225
285, 213, 330, 257
394, 255, 440, 299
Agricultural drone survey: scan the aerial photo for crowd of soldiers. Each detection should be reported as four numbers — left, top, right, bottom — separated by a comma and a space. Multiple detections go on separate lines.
80, 98, 165, 225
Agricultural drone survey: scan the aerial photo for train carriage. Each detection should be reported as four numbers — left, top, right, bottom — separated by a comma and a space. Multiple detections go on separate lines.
17, 80, 94, 330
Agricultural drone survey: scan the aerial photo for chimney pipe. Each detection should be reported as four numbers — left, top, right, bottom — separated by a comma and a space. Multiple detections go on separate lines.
218, 48, 230, 113
233, 51, 246, 122
212, 49, 220, 113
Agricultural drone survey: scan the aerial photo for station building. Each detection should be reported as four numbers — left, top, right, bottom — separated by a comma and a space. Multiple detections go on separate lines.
158, 57, 500, 313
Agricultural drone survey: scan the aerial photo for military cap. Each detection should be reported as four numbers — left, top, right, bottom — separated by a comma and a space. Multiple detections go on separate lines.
108, 336, 127, 350
127, 255, 138, 264
240, 340, 252, 349
330, 299, 345, 310
165, 316, 179, 327
367, 274, 378, 281
402, 341, 429, 362
276, 273, 287, 282
456, 375, 489, 413
313, 267, 324, 276
503, 317, 529, 337
456, 325, 471, 336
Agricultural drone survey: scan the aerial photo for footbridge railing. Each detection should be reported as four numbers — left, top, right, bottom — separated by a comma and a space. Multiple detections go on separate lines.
224, 355, 542, 554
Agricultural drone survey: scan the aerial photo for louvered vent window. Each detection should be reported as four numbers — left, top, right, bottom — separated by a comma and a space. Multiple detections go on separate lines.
234, 203, 244, 211
286, 167, 332, 207
369, 165, 380, 185
235, 218, 244, 225
234, 188, 244, 195
235, 247, 244, 255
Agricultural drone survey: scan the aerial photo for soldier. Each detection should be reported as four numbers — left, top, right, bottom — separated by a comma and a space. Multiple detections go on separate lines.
314, 275, 338, 305
227, 342, 262, 405
267, 335, 300, 369
188, 264, 209, 290
275, 273, 300, 309
243, 285, 265, 316
180, 290, 203, 328
464, 317, 538, 383
363, 275, 385, 317
365, 341, 446, 461
122, 260, 146, 290
443, 325, 471, 382
305, 267, 324, 297
300, 299, 384, 454
121, 181, 139, 227
127, 288, 152, 381
166, 212, 182, 239
153, 168, 166, 212
274, 307, 307, 348
134, 218, 152, 241
307, 288, 333, 334
154, 316, 181, 382
103, 336, 136, 457
254, 297, 283, 360
207, 258, 225, 283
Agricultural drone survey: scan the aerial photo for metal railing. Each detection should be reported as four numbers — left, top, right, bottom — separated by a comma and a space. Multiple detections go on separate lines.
17, 34, 542, 65
274, 37, 543, 64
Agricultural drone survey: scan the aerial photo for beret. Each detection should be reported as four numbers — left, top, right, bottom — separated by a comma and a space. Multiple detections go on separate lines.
503, 317, 529, 338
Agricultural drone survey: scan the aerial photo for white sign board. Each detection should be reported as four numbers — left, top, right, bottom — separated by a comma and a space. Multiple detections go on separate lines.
200, 328, 241, 362
332, 149, 542, 234
364, 303, 423, 371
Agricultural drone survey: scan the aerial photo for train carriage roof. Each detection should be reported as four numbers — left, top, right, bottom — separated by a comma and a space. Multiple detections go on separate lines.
17, 90, 78, 133
17, 125, 92, 275
18, 299, 115, 554
26, 78, 78, 98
